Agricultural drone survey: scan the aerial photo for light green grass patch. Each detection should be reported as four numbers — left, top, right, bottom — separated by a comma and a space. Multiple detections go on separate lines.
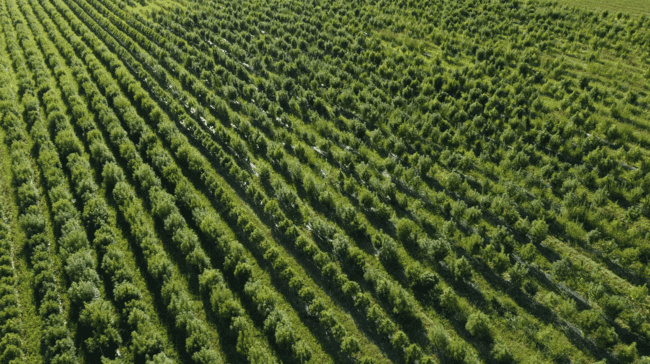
551, 0, 650, 16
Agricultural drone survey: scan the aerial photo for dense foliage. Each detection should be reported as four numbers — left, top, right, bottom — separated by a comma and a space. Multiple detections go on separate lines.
0, 0, 648, 363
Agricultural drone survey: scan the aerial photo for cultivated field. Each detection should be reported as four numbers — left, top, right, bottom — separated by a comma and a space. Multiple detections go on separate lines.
0, 0, 649, 363
552, 0, 650, 16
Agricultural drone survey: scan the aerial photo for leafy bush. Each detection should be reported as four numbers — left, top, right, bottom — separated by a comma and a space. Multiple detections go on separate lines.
396, 218, 417, 244
79, 299, 122, 353
528, 219, 548, 243
507, 262, 528, 287
391, 331, 409, 350
551, 258, 573, 282
446, 338, 468, 363
465, 312, 491, 340
439, 287, 458, 313
420, 238, 450, 262
491, 342, 514, 363
618, 342, 638, 364
452, 256, 472, 281
341, 336, 360, 356
378, 236, 399, 263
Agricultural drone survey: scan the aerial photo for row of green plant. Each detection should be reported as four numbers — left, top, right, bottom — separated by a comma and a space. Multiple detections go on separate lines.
53, 0, 397, 361
144, 0, 648, 360
0, 2, 77, 362
17, 0, 182, 361
34, 0, 364, 362
139, 0, 644, 362
97, 0, 648, 362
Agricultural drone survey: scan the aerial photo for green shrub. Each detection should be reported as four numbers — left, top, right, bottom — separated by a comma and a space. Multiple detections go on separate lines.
396, 218, 417, 244
16, 184, 39, 210
593, 325, 618, 348
341, 336, 360, 356
523, 281, 538, 296
420, 238, 450, 262
491, 342, 514, 363
405, 343, 422, 364
451, 200, 467, 222
147, 353, 175, 364
439, 287, 458, 313
453, 256, 472, 281
618, 342, 638, 364
465, 207, 482, 226
630, 284, 648, 303
429, 325, 449, 350
292, 340, 312, 363
551, 258, 573, 282
600, 295, 626, 319
465, 312, 491, 340
391, 330, 409, 350
508, 262, 528, 287
79, 299, 122, 353
536, 326, 570, 361
528, 219, 548, 243
446, 338, 467, 363
378, 236, 399, 263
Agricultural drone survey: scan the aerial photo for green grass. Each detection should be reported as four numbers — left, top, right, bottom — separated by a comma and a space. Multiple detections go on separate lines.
552, 0, 650, 16
130, 0, 184, 14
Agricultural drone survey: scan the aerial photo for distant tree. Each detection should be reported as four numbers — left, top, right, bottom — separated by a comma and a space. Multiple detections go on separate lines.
577, 309, 603, 335
491, 248, 510, 274
428, 325, 449, 350
55, 129, 83, 157
0, 335, 23, 363
359, 190, 375, 209
102, 163, 125, 187
519, 243, 537, 263
83, 197, 110, 231
193, 348, 222, 364
20, 208, 47, 238
442, 220, 456, 239
337, 89, 358, 111
585, 229, 601, 245
536, 326, 570, 361
17, 184, 39, 211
